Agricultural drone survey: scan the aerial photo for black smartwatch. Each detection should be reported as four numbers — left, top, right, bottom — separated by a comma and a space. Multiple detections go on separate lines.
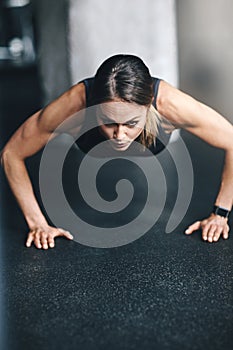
213, 205, 230, 218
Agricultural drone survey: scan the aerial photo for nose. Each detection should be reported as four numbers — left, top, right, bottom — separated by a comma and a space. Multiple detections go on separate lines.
114, 124, 126, 140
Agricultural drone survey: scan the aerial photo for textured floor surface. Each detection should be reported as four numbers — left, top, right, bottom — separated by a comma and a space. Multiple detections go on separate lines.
0, 65, 232, 350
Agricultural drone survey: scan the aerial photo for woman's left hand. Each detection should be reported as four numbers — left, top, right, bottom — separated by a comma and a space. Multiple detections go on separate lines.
185, 214, 230, 242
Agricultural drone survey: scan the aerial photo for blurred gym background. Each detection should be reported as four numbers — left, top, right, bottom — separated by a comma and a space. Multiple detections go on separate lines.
1, 0, 233, 116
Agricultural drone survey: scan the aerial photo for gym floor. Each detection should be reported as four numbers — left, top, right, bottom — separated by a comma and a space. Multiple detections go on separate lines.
0, 65, 232, 350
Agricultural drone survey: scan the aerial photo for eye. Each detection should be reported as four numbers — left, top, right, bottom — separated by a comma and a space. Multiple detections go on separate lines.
101, 118, 116, 127
125, 121, 138, 128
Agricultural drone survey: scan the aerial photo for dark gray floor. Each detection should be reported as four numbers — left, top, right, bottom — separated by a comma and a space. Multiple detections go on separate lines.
0, 66, 232, 350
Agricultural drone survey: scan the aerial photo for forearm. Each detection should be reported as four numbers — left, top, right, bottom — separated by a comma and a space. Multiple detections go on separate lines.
214, 149, 233, 210
1, 151, 47, 228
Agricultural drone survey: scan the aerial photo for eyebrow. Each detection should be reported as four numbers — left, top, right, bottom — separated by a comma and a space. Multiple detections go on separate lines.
98, 114, 141, 123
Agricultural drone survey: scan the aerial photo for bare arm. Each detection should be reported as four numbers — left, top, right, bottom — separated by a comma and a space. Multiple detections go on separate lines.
157, 81, 233, 242
1, 82, 86, 248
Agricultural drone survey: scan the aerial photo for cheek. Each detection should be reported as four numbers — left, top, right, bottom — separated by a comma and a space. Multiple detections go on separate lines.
129, 126, 143, 140
98, 125, 112, 138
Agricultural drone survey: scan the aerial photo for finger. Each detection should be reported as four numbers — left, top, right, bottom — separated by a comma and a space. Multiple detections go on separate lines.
185, 221, 201, 235
48, 236, 55, 248
202, 224, 210, 241
213, 227, 222, 242
34, 232, 42, 249
206, 225, 217, 243
26, 233, 34, 248
57, 229, 74, 240
41, 235, 48, 250
223, 226, 229, 240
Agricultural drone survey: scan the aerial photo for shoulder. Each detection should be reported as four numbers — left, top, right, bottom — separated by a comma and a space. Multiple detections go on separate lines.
69, 80, 86, 108
36, 81, 87, 135
76, 77, 95, 107
151, 76, 162, 91
151, 77, 162, 109
156, 80, 200, 127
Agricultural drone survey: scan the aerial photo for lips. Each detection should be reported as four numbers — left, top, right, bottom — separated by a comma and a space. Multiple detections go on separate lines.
111, 141, 130, 148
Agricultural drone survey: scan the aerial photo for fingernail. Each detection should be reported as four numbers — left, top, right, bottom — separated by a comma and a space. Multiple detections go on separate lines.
185, 230, 189, 234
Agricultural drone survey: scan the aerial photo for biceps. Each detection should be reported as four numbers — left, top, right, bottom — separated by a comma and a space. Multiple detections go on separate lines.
3, 112, 55, 159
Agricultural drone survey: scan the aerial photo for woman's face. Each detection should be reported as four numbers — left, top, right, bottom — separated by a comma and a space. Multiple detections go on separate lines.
96, 101, 148, 151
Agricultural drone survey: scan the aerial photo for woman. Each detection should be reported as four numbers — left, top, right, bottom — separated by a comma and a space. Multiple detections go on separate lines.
1, 54, 233, 249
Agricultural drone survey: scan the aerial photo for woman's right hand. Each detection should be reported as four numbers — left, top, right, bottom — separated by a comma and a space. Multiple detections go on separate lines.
26, 224, 74, 249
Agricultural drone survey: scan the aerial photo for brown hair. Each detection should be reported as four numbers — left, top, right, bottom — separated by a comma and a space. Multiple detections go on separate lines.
92, 54, 161, 147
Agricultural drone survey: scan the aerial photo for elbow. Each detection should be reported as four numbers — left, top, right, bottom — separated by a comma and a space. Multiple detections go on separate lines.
0, 148, 7, 168
0, 150, 3, 167
1, 148, 10, 169
0, 148, 19, 170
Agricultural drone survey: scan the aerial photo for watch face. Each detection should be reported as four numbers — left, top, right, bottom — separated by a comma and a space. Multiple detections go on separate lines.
214, 205, 230, 218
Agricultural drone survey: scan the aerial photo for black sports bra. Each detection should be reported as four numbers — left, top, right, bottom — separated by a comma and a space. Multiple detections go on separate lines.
75, 77, 171, 156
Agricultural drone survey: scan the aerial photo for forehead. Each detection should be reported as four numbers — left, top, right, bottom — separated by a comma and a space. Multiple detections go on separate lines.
97, 101, 147, 122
